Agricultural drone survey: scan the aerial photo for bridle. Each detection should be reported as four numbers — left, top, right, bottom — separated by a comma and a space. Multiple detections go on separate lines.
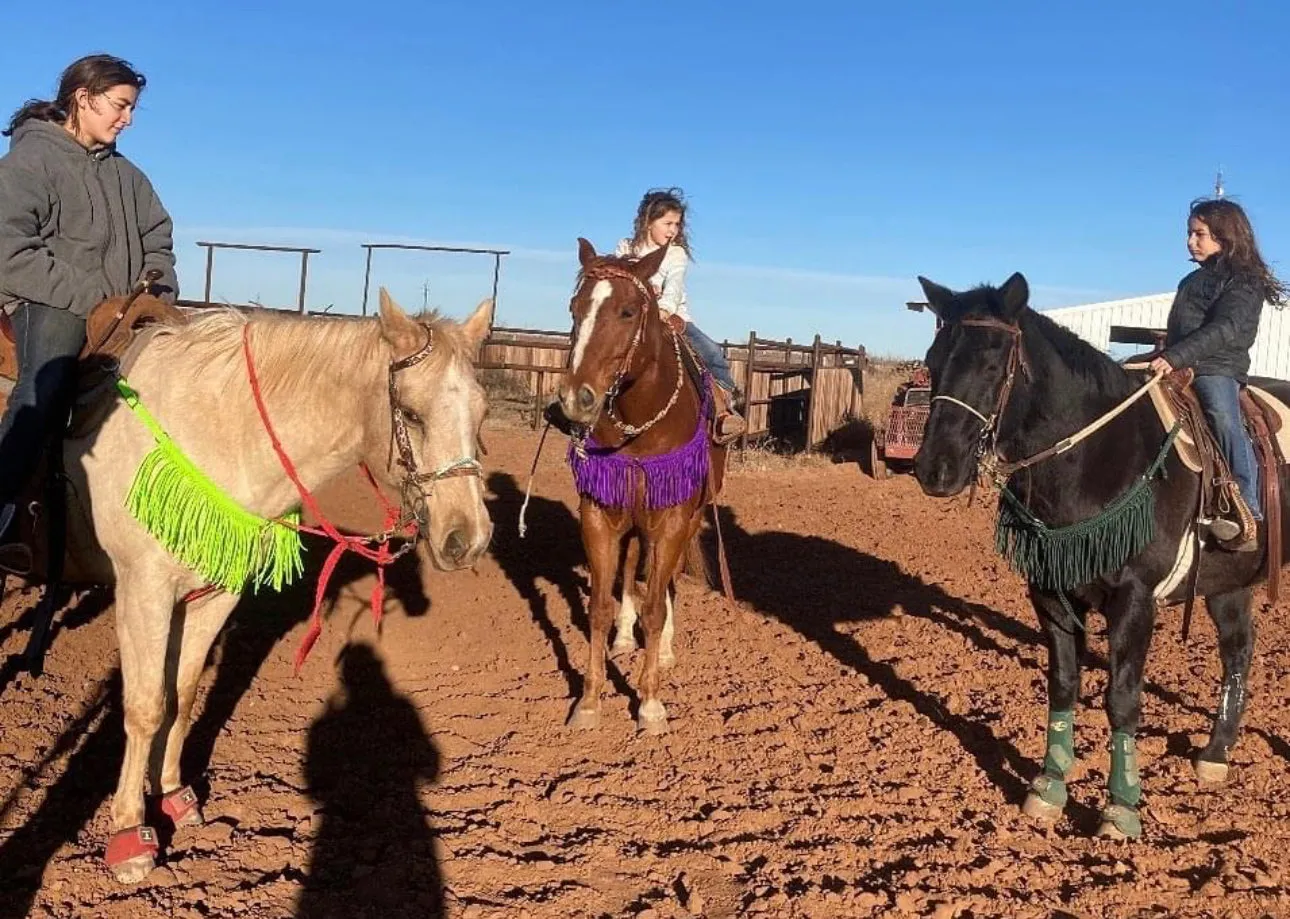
384, 324, 483, 529
243, 322, 481, 551
240, 320, 484, 673
930, 315, 1163, 483
930, 317, 1032, 482
570, 262, 685, 442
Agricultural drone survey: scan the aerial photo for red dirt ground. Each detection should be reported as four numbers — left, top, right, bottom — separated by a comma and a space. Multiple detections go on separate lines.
2, 420, 1289, 919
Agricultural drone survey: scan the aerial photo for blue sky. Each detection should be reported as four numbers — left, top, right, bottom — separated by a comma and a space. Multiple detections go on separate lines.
3, 1, 1288, 358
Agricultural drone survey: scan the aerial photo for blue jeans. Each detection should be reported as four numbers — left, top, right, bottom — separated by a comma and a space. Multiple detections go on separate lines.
1193, 374, 1262, 520
0, 302, 86, 512
685, 323, 736, 393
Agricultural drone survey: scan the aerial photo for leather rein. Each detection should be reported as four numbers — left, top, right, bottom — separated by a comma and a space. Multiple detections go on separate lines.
931, 317, 1163, 485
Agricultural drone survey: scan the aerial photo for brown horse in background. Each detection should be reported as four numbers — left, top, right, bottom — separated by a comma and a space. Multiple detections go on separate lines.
552, 238, 727, 734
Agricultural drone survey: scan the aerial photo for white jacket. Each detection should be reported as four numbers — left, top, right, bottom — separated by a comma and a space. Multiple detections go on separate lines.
614, 237, 691, 322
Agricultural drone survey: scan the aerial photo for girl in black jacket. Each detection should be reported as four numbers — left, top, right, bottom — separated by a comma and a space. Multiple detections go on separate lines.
1149, 198, 1286, 550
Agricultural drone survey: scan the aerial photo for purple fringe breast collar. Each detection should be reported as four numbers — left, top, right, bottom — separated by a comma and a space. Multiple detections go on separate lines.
568, 376, 712, 510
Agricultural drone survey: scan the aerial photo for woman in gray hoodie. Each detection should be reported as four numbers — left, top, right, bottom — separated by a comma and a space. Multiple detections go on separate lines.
0, 53, 177, 539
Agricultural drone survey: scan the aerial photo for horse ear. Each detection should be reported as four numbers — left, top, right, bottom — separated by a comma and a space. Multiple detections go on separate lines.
377, 287, 423, 355
917, 276, 954, 317
999, 272, 1030, 320
577, 237, 597, 268
631, 243, 671, 283
460, 297, 494, 359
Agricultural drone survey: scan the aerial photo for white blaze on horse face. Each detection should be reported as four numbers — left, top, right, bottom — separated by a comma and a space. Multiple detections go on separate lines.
419, 354, 491, 567
571, 280, 613, 373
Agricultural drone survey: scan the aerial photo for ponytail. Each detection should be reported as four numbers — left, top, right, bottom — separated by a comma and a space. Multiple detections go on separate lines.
3, 100, 67, 137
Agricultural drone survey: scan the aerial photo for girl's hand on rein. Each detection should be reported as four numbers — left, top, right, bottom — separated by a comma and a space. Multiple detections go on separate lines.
664, 313, 686, 334
1148, 355, 1175, 376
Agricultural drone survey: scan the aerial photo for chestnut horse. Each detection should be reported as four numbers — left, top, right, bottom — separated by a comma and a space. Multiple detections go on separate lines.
552, 238, 727, 734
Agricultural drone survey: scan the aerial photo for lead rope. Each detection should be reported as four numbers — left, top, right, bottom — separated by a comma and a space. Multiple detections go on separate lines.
518, 422, 552, 538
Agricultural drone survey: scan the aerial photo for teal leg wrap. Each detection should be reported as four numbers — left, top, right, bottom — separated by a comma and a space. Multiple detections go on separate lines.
1029, 710, 1074, 811
1043, 710, 1076, 778
1109, 731, 1141, 807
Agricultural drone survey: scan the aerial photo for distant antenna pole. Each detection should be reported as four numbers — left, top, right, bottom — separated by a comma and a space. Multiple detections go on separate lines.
422, 279, 431, 310
1215, 167, 1225, 198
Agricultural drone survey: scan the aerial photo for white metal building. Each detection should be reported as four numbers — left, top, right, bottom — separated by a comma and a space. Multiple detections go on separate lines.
1042, 293, 1290, 380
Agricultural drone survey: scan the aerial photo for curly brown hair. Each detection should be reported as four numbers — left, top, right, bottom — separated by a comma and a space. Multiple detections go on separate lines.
1189, 197, 1287, 305
630, 187, 692, 256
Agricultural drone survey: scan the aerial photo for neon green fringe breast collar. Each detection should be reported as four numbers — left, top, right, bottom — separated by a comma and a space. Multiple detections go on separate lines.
115, 376, 304, 593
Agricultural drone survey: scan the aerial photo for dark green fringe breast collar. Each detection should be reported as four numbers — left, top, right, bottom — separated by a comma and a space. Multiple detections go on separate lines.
995, 422, 1182, 600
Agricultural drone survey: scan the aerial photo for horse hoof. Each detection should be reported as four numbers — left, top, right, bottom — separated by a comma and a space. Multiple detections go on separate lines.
111, 854, 156, 884
1022, 774, 1067, 823
568, 707, 600, 730
160, 785, 204, 828
1194, 759, 1229, 784
105, 825, 159, 884
1022, 791, 1063, 822
1096, 804, 1142, 841
638, 700, 669, 735
638, 713, 670, 736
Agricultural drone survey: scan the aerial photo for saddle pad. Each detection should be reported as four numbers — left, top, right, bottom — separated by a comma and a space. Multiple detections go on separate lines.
1247, 385, 1290, 464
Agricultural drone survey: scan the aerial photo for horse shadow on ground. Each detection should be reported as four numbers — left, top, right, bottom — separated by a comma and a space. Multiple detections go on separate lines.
0, 670, 121, 919
706, 503, 1290, 821
485, 472, 634, 707
704, 505, 1088, 823
0, 529, 430, 919
296, 642, 443, 918
0, 586, 114, 699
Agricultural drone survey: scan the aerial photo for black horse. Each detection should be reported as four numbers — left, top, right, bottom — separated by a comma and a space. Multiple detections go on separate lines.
913, 271, 1289, 840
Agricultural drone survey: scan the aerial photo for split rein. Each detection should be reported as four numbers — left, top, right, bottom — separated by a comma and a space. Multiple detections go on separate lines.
239, 322, 481, 671
931, 317, 1165, 489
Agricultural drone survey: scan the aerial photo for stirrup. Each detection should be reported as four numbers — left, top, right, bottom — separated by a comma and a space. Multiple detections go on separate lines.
712, 412, 745, 446
1203, 517, 1242, 542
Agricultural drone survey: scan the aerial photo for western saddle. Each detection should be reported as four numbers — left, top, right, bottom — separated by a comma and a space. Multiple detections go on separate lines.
0, 270, 184, 384
1129, 358, 1287, 600
0, 270, 186, 576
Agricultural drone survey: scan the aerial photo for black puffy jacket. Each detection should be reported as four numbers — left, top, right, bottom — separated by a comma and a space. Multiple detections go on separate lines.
1161, 256, 1265, 382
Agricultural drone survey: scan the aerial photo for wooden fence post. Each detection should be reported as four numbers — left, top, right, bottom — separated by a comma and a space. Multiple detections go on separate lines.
533, 370, 544, 430
741, 329, 756, 452
806, 333, 822, 451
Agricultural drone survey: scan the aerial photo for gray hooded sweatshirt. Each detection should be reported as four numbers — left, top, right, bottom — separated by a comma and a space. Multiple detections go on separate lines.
0, 119, 178, 318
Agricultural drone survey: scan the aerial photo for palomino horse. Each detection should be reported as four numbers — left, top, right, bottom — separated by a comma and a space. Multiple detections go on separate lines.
28, 289, 492, 882
552, 238, 726, 735
913, 271, 1290, 840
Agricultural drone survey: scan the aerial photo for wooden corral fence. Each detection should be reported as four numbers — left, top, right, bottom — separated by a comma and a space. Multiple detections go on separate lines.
724, 333, 865, 450
477, 326, 867, 451
176, 292, 869, 452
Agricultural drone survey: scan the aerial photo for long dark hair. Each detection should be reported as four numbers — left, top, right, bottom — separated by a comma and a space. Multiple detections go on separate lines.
4, 53, 146, 137
630, 187, 693, 256
1190, 197, 1287, 305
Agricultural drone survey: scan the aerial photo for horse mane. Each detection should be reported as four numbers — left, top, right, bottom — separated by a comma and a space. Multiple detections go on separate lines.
948, 283, 1132, 396
143, 307, 470, 401
1022, 310, 1132, 394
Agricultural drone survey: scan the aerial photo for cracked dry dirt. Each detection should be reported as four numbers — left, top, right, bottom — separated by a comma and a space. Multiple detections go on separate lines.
2, 420, 1290, 918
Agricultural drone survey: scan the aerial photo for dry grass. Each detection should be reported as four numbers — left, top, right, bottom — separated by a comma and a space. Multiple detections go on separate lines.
862, 360, 924, 430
